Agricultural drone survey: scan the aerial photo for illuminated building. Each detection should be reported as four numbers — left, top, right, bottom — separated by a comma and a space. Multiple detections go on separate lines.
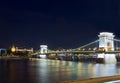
11, 45, 16, 52
15, 46, 33, 53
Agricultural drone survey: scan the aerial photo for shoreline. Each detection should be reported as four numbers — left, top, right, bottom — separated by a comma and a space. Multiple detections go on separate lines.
56, 75, 120, 83
0, 56, 29, 60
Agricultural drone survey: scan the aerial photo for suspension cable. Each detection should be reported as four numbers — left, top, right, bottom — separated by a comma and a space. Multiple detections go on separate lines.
114, 39, 120, 42
76, 39, 99, 49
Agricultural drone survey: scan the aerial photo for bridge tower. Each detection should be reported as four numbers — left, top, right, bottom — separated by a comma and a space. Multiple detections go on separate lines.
39, 45, 48, 58
98, 32, 115, 51
40, 45, 48, 54
98, 32, 116, 63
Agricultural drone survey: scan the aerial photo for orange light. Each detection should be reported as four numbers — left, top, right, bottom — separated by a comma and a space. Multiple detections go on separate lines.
11, 46, 16, 52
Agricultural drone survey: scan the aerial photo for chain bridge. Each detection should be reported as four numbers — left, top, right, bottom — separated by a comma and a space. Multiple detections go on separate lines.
32, 32, 120, 63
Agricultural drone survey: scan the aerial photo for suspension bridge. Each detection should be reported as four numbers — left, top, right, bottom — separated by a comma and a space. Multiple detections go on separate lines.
38, 32, 120, 54
46, 39, 120, 54
32, 32, 120, 63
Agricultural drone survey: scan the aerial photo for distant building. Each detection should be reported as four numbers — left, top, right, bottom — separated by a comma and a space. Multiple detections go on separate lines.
11, 46, 34, 53
15, 47, 33, 53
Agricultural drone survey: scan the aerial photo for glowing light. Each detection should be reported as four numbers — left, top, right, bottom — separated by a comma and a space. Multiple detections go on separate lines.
98, 32, 117, 63
98, 32, 115, 51
11, 46, 16, 52
97, 53, 104, 58
39, 54, 46, 58
104, 54, 116, 64
40, 45, 48, 54
104, 80, 120, 83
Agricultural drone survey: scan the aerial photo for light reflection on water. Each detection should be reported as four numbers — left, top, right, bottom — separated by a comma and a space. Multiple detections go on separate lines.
0, 59, 120, 83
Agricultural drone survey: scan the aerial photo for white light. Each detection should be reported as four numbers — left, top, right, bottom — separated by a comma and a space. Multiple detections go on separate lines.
99, 32, 114, 36
98, 32, 117, 63
97, 53, 105, 58
39, 54, 46, 58
104, 54, 116, 64
104, 80, 120, 83
40, 45, 48, 54
40, 45, 48, 48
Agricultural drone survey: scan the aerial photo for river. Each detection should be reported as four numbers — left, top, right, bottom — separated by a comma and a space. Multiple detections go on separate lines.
0, 59, 120, 83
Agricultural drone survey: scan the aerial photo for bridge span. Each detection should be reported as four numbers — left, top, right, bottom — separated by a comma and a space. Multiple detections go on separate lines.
32, 32, 120, 63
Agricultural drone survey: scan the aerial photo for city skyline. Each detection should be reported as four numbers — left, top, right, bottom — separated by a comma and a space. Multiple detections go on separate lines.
0, 0, 120, 49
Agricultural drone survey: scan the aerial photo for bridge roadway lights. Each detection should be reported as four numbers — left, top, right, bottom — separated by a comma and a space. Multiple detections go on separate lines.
98, 32, 117, 63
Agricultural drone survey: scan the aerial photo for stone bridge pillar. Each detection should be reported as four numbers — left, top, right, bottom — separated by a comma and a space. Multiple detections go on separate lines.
98, 32, 114, 51
40, 45, 48, 54
39, 45, 48, 58
98, 32, 116, 63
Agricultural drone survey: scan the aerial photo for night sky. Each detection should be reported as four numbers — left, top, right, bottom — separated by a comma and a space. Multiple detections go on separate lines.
0, 0, 120, 50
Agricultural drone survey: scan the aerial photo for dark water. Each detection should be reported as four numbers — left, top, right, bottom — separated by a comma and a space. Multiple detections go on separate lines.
0, 59, 120, 83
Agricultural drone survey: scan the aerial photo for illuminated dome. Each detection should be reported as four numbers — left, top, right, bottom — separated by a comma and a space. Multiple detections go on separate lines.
11, 45, 16, 52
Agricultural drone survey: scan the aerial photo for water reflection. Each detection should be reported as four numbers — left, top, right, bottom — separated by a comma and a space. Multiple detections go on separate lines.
0, 59, 120, 83
93, 64, 117, 77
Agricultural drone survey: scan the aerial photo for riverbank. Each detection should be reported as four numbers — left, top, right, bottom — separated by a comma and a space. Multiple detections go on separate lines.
48, 55, 120, 63
56, 75, 120, 83
0, 56, 29, 60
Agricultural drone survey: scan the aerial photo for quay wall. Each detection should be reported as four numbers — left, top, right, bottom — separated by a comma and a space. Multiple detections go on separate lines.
55, 75, 120, 83
47, 55, 120, 63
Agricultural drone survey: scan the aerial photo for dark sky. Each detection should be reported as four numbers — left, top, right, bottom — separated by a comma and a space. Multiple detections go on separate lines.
0, 0, 120, 50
